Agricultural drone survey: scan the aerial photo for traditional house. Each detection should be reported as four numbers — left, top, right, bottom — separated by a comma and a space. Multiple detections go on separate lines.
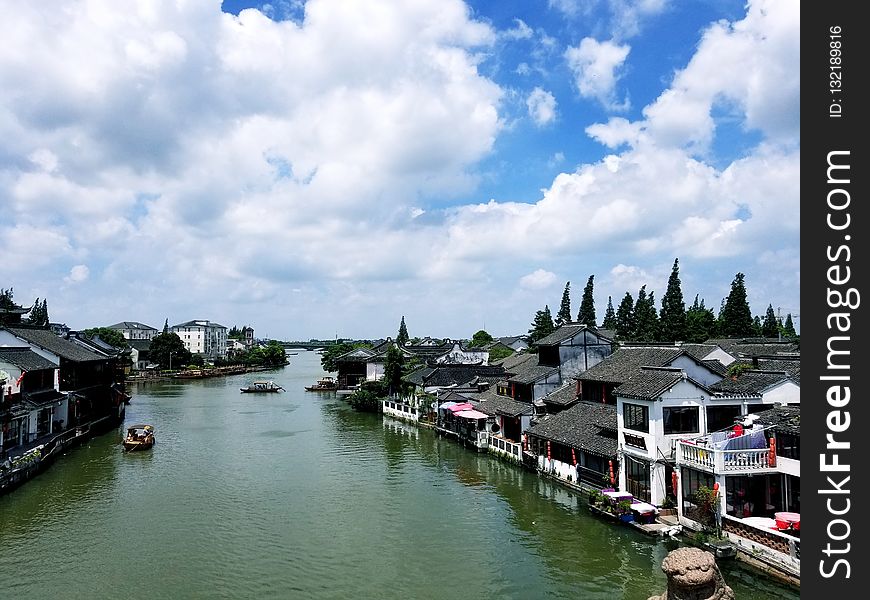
535, 323, 613, 379
677, 343, 736, 366
473, 385, 534, 462
0, 327, 126, 429
498, 336, 529, 352
334, 347, 377, 389
502, 353, 561, 404
107, 321, 158, 341
526, 401, 618, 489
128, 339, 152, 371
0, 347, 65, 456
170, 319, 228, 361
540, 382, 580, 415
576, 345, 726, 405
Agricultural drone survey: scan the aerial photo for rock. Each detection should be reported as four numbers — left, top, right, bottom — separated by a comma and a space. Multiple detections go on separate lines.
648, 547, 734, 600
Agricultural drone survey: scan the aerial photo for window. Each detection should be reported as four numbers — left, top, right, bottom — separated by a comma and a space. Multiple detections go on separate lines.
624, 403, 649, 432
680, 468, 714, 520
663, 406, 699, 434
706, 405, 741, 433
625, 456, 650, 502
624, 433, 647, 450
777, 433, 800, 460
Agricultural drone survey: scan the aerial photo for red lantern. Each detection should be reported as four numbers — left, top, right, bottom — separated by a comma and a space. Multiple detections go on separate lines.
546, 440, 551, 459
571, 448, 577, 466
768, 437, 777, 467
522, 434, 527, 452
608, 460, 615, 485
671, 471, 678, 496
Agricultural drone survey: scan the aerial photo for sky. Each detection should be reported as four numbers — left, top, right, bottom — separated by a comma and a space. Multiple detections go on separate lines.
0, 0, 799, 341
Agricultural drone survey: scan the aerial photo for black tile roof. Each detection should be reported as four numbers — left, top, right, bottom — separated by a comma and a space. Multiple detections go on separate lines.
535, 324, 590, 346
541, 383, 579, 406
614, 368, 686, 400
710, 371, 793, 396
0, 347, 56, 371
508, 362, 560, 385
701, 359, 728, 377
475, 394, 533, 418
172, 319, 227, 329
526, 401, 618, 457
107, 321, 157, 331
680, 343, 723, 361
704, 338, 800, 357
406, 364, 506, 388
576, 346, 684, 384
128, 339, 152, 351
732, 357, 801, 385
495, 352, 536, 370
752, 405, 800, 435
4, 327, 105, 363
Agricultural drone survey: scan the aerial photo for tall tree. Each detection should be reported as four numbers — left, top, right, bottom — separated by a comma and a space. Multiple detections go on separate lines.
718, 273, 754, 338
470, 329, 493, 347
0, 288, 15, 310
602, 296, 617, 330
383, 344, 404, 397
634, 287, 660, 341
528, 304, 555, 343
150, 331, 191, 369
659, 258, 686, 342
685, 295, 717, 343
782, 313, 797, 338
615, 292, 635, 339
752, 315, 763, 337
761, 304, 779, 337
162, 318, 170, 334
397, 316, 409, 346
576, 275, 596, 327
555, 282, 572, 327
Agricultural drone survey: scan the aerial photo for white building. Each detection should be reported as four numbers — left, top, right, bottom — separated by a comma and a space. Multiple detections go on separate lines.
170, 320, 228, 361
107, 321, 158, 341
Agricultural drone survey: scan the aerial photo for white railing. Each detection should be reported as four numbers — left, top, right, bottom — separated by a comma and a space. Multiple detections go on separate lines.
489, 435, 522, 460
676, 441, 776, 473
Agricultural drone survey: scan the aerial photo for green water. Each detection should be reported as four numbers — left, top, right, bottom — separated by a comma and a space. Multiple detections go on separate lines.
0, 351, 798, 599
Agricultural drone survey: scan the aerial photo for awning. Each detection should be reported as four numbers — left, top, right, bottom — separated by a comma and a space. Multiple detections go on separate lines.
448, 403, 474, 412
456, 409, 489, 420
23, 389, 66, 408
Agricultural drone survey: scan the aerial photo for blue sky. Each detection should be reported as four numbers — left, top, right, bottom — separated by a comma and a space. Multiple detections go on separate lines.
1, 0, 799, 340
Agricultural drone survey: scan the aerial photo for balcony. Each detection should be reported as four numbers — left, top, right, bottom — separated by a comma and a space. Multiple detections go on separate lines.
489, 435, 522, 461
676, 440, 778, 474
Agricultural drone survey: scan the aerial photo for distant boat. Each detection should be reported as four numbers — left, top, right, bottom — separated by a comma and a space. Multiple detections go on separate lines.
240, 380, 285, 393
304, 376, 339, 392
123, 424, 155, 452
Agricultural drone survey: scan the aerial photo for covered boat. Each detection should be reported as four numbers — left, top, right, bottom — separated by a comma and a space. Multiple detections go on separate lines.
304, 376, 339, 392
123, 424, 155, 452
240, 380, 285, 393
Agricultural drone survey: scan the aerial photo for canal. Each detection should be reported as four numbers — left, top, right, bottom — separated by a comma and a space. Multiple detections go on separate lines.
0, 350, 798, 599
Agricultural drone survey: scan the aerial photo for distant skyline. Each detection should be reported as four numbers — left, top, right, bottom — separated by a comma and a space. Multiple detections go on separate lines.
1, 0, 799, 340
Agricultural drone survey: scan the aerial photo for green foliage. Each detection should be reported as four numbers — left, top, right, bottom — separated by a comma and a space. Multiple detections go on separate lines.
685, 295, 717, 342
383, 345, 404, 397
752, 315, 763, 336
781, 313, 797, 338
726, 362, 754, 378
0, 288, 15, 310
602, 296, 616, 330
576, 275, 596, 327
633, 286, 660, 341
694, 485, 717, 527
659, 258, 686, 342
718, 273, 754, 337
762, 304, 779, 337
348, 380, 387, 412
617, 499, 633, 515
26, 297, 50, 327
555, 281, 572, 327
239, 341, 287, 367
528, 304, 555, 343
470, 329, 494, 347
615, 292, 635, 340
397, 316, 409, 347
588, 490, 603, 506
189, 354, 205, 367
83, 327, 127, 348
488, 345, 514, 362
149, 332, 192, 369
227, 325, 250, 340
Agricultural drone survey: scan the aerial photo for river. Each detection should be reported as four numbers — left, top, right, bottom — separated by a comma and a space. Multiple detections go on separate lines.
0, 350, 798, 599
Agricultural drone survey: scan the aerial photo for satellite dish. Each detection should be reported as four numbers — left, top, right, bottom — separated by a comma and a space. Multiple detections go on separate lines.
431, 401, 437, 409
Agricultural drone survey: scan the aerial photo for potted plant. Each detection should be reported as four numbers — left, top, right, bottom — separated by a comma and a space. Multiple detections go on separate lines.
617, 499, 634, 522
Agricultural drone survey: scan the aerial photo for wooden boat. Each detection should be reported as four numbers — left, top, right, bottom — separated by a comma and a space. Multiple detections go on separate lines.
123, 424, 155, 452
304, 376, 339, 392
240, 380, 285, 393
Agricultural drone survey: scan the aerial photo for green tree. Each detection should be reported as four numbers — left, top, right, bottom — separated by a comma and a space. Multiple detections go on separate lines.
555, 281, 572, 327
320, 341, 372, 373
83, 327, 127, 348
615, 292, 635, 340
528, 304, 555, 343
25, 297, 50, 327
781, 313, 797, 338
685, 296, 717, 343
752, 315, 763, 337
488, 346, 514, 362
761, 304, 779, 337
162, 318, 169, 334
602, 296, 616, 330
397, 316, 409, 346
576, 275, 596, 327
470, 329, 494, 347
383, 344, 404, 397
0, 288, 15, 310
718, 273, 754, 338
659, 258, 686, 342
149, 332, 191, 370
633, 286, 660, 341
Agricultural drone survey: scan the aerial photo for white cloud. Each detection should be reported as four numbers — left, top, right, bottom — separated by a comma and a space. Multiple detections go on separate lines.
526, 87, 557, 126
565, 38, 630, 110
503, 18, 533, 41
519, 269, 558, 290
586, 117, 644, 148
515, 62, 531, 75
65, 265, 90, 284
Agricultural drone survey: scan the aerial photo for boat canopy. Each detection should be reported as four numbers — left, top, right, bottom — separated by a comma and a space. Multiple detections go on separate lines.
127, 424, 154, 431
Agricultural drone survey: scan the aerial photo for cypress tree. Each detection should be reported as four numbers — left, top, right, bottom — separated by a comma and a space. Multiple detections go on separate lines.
577, 275, 596, 327
782, 314, 797, 338
659, 258, 686, 342
615, 292, 635, 340
163, 319, 170, 334
555, 282, 572, 327
752, 316, 763, 337
529, 304, 556, 343
718, 273, 754, 338
634, 287, 660, 341
761, 304, 779, 337
602, 296, 617, 330
397, 316, 409, 346
685, 295, 716, 343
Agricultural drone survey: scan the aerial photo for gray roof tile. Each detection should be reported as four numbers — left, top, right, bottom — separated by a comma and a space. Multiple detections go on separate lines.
0, 347, 56, 371
527, 401, 618, 457
4, 327, 105, 362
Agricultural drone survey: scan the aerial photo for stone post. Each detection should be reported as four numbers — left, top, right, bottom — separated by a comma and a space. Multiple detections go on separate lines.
648, 547, 734, 600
